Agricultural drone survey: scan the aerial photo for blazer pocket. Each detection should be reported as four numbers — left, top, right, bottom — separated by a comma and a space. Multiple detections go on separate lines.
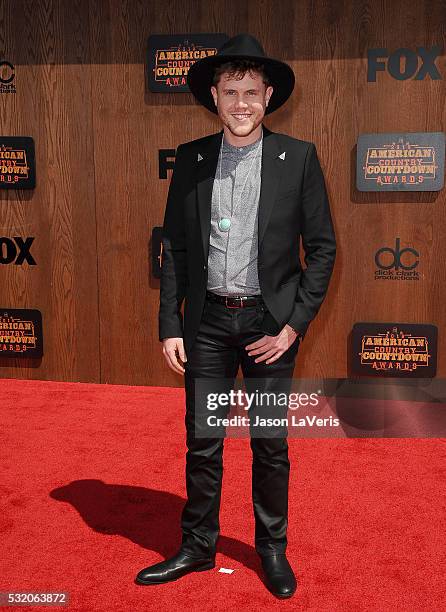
280, 273, 301, 287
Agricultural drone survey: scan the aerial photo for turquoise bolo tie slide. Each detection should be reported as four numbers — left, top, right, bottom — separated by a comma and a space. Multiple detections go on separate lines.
218, 218, 231, 231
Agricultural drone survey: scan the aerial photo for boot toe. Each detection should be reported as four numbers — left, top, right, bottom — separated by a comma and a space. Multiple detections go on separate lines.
260, 553, 298, 598
135, 551, 215, 585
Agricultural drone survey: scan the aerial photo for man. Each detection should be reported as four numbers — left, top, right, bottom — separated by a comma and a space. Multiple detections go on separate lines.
136, 34, 336, 598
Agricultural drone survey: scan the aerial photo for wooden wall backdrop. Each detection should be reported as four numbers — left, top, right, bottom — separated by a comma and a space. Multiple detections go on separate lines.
0, 0, 445, 386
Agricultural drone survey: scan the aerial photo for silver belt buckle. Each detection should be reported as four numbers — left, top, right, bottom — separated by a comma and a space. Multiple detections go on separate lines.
226, 296, 242, 308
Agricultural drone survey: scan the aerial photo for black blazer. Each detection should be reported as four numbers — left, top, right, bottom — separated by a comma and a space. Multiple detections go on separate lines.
159, 124, 336, 356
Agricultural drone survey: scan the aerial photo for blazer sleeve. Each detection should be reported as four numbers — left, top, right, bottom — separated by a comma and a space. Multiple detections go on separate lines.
287, 143, 336, 339
158, 143, 188, 341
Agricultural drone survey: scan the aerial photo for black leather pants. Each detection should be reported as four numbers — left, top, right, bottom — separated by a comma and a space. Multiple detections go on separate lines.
180, 296, 300, 559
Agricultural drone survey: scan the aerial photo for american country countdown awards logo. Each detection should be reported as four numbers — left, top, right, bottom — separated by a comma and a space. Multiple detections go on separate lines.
0, 137, 36, 189
356, 132, 445, 191
0, 60, 16, 94
351, 322, 437, 377
374, 238, 420, 281
0, 309, 43, 358
147, 33, 228, 92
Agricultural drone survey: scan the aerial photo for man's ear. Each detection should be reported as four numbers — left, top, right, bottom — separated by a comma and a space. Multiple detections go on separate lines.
210, 85, 218, 107
265, 85, 273, 106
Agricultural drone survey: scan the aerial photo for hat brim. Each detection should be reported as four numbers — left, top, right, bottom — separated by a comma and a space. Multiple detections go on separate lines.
186, 54, 295, 115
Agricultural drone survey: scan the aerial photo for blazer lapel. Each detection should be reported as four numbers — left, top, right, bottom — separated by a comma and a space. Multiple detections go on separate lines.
195, 124, 285, 262
196, 130, 223, 263
258, 125, 285, 246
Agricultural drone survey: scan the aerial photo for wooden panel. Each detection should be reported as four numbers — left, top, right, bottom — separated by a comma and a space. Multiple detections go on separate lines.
0, 0, 100, 381
0, 0, 444, 385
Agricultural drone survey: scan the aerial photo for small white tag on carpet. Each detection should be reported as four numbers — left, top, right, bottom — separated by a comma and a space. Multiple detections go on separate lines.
218, 567, 235, 574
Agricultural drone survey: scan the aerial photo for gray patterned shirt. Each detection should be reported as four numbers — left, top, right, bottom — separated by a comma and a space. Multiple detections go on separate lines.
207, 132, 263, 295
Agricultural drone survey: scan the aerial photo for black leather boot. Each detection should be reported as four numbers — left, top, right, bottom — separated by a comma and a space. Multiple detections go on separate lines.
260, 553, 297, 598
135, 551, 215, 585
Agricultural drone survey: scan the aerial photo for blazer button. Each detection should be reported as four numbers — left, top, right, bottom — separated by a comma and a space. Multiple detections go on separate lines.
203, 265, 207, 270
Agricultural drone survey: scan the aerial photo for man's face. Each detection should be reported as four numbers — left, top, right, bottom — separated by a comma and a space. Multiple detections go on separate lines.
210, 70, 273, 138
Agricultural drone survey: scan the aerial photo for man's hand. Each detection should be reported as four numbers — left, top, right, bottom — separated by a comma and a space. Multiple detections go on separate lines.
245, 324, 300, 364
162, 337, 187, 374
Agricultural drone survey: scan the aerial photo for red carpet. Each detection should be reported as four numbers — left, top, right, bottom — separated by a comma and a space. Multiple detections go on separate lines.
0, 378, 445, 611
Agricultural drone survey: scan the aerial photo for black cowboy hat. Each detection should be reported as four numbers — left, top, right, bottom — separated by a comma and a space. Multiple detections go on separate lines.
186, 33, 295, 115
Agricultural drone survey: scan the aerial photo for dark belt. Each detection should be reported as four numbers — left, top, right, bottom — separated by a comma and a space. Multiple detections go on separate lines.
206, 291, 264, 308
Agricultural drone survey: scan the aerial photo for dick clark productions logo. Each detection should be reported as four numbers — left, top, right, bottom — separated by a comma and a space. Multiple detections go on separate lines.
374, 238, 420, 281
0, 60, 16, 93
